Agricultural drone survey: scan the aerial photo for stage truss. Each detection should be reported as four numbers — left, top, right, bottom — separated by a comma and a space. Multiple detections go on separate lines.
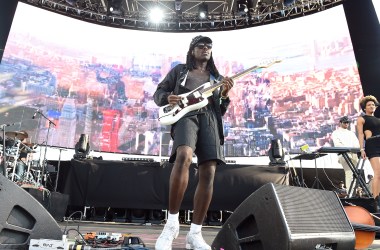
20, 0, 343, 31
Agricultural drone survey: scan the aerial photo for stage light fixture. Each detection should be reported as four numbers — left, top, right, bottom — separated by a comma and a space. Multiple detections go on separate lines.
284, 0, 297, 6
74, 134, 90, 159
207, 211, 223, 226
150, 7, 164, 23
65, 0, 78, 6
107, 0, 122, 15
268, 139, 285, 165
237, 0, 249, 14
175, 0, 182, 11
198, 3, 208, 19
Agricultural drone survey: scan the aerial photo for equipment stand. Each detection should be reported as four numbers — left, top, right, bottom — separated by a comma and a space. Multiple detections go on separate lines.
291, 153, 327, 189
54, 148, 66, 192
311, 153, 325, 190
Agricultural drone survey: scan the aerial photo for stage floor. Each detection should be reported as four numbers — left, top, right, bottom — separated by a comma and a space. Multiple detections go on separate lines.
59, 221, 380, 250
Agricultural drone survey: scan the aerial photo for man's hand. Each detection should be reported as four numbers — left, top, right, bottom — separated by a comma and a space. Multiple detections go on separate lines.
168, 94, 182, 105
220, 77, 234, 97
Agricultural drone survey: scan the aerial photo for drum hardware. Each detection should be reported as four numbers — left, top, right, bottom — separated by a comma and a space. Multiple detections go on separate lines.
0, 123, 19, 176
1, 129, 41, 187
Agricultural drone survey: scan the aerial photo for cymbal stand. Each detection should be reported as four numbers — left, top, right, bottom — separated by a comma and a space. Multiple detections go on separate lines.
34, 110, 56, 186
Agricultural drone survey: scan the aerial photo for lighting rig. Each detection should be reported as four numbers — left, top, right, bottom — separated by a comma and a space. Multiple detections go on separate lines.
20, 0, 344, 32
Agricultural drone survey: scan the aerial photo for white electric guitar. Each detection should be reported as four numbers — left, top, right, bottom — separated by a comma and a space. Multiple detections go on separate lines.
158, 60, 281, 125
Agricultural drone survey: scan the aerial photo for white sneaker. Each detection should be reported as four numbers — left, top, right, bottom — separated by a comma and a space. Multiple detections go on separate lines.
185, 231, 211, 250
155, 220, 179, 250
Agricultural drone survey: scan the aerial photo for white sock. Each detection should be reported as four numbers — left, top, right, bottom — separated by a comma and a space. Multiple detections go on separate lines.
167, 212, 179, 222
190, 223, 202, 233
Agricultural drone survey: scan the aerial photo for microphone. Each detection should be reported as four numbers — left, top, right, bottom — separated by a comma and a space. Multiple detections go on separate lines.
32, 109, 40, 119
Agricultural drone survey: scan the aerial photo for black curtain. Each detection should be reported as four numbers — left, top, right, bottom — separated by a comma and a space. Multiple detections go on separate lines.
0, 0, 18, 63
344, 0, 380, 116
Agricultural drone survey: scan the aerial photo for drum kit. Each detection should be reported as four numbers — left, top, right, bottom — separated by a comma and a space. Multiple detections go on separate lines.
0, 130, 41, 187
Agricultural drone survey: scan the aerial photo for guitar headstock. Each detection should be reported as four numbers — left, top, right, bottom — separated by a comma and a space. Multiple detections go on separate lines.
258, 58, 282, 68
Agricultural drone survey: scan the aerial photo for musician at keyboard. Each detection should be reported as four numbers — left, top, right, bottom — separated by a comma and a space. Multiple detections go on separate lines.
331, 116, 360, 188
153, 35, 234, 250
357, 95, 380, 202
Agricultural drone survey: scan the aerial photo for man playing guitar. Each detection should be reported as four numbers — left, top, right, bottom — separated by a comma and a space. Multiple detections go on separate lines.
153, 35, 234, 250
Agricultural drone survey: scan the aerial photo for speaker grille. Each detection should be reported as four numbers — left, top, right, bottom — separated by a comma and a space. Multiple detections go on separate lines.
275, 185, 353, 234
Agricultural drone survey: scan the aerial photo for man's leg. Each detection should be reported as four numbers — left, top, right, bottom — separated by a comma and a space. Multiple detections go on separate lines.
155, 146, 193, 250
168, 146, 194, 213
186, 160, 216, 250
192, 160, 216, 224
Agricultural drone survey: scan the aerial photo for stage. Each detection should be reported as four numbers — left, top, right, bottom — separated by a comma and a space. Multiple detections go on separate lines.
58, 220, 380, 250
51, 158, 346, 223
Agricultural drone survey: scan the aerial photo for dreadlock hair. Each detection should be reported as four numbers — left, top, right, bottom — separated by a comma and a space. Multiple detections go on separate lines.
185, 49, 220, 78
359, 95, 378, 111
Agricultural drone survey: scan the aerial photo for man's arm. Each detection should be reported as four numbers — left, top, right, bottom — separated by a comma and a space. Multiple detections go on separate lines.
219, 76, 234, 116
153, 66, 180, 107
331, 130, 345, 147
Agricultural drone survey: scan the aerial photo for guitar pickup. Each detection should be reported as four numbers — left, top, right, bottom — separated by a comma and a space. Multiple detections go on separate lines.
163, 106, 173, 112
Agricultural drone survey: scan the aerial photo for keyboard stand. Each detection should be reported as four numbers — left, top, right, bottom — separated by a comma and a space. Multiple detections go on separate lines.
291, 153, 327, 189
317, 147, 372, 198
341, 153, 372, 198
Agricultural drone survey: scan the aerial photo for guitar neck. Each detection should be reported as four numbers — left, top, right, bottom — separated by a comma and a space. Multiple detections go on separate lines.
200, 60, 280, 95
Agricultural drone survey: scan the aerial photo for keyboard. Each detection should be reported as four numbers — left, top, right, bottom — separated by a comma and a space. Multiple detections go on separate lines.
316, 147, 360, 154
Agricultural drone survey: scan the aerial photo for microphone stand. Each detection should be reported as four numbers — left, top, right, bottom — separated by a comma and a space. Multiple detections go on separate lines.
35, 110, 56, 186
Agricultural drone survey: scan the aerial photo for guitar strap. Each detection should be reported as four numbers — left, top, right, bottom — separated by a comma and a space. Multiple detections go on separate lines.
180, 71, 188, 87
175, 69, 217, 94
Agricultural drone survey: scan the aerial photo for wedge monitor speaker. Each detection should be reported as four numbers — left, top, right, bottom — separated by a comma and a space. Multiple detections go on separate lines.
212, 183, 355, 250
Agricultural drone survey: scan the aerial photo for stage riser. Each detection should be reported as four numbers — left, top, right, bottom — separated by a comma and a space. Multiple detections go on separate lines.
44, 160, 348, 213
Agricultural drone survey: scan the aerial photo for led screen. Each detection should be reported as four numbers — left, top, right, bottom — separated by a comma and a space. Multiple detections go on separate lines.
0, 3, 363, 156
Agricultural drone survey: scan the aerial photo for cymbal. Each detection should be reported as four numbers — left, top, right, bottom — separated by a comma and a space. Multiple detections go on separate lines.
5, 131, 28, 140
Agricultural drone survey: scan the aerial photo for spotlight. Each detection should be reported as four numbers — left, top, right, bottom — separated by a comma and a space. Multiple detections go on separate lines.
268, 139, 285, 165
207, 211, 223, 226
198, 3, 208, 19
150, 7, 164, 23
284, 0, 296, 6
237, 0, 249, 14
129, 209, 147, 223
148, 210, 165, 224
65, 0, 78, 6
107, 0, 122, 15
175, 0, 182, 11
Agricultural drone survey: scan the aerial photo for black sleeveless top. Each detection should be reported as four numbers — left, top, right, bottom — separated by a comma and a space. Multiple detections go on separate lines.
363, 115, 380, 137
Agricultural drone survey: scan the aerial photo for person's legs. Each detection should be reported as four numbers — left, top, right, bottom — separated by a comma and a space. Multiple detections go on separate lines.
341, 161, 353, 190
186, 160, 216, 250
369, 156, 380, 197
192, 160, 216, 224
168, 146, 194, 214
155, 146, 194, 250
15, 159, 26, 180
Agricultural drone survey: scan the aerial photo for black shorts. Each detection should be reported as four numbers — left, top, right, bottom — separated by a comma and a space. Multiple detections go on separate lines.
365, 136, 380, 159
169, 106, 225, 165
